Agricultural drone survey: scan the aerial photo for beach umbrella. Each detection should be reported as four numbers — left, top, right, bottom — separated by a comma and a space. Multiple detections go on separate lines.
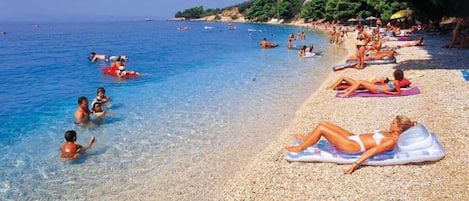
365, 16, 378, 21
439, 17, 457, 26
365, 16, 377, 26
390, 9, 413, 20
347, 18, 357, 25
439, 17, 457, 30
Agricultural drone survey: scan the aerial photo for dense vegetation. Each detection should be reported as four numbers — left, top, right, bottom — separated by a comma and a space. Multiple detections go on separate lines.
175, 0, 468, 23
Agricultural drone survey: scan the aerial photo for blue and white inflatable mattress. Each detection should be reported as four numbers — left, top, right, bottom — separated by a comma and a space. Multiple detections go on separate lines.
285, 124, 445, 166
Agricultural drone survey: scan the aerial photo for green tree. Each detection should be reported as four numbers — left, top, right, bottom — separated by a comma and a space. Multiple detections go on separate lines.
245, 0, 277, 22
325, 0, 339, 20
335, 1, 361, 20
174, 6, 205, 19
175, 0, 469, 23
278, 0, 303, 20
300, 0, 327, 21
366, 0, 409, 21
430, 0, 469, 17
203, 8, 221, 17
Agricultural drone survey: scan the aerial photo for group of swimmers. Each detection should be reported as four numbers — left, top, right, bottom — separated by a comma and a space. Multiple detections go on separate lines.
62, 51, 143, 160
89, 52, 139, 78
62, 51, 145, 160
61, 86, 112, 160
260, 31, 318, 58
297, 44, 315, 57
64, 50, 146, 160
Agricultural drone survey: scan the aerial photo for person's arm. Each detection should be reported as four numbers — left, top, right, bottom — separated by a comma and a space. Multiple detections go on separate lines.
78, 136, 95, 153
343, 138, 396, 174
363, 31, 373, 42
91, 55, 97, 62
74, 110, 83, 123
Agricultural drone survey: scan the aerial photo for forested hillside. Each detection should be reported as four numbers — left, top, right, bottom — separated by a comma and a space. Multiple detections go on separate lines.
175, 0, 468, 23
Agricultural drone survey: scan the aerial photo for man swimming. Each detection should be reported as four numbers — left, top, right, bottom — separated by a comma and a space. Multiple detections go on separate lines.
75, 96, 91, 126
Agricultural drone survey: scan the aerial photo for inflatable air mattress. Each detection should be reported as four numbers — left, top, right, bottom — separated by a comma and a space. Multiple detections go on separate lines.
302, 52, 322, 58
346, 57, 397, 65
285, 124, 445, 166
101, 67, 140, 79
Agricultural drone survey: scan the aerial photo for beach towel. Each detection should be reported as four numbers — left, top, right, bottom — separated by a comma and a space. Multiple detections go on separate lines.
336, 86, 420, 98
335, 78, 411, 90
461, 69, 469, 81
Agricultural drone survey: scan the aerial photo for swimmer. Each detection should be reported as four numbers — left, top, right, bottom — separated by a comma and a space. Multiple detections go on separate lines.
298, 45, 307, 57
92, 87, 112, 108
92, 102, 106, 118
60, 130, 95, 160
89, 52, 107, 62
116, 65, 140, 78
260, 38, 277, 48
91, 102, 106, 125
75, 96, 91, 125
89, 52, 128, 62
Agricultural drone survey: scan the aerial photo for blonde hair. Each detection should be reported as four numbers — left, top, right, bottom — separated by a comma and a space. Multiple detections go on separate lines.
395, 115, 415, 132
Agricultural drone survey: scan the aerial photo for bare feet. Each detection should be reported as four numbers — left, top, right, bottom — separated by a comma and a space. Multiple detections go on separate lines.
285, 145, 305, 153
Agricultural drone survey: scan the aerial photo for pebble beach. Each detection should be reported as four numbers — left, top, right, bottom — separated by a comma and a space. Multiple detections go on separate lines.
220, 28, 469, 200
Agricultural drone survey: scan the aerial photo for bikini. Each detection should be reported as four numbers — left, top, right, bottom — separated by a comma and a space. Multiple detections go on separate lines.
356, 34, 366, 49
375, 81, 396, 94
347, 131, 386, 152
376, 85, 383, 93
372, 131, 385, 145
347, 135, 366, 152
387, 81, 396, 90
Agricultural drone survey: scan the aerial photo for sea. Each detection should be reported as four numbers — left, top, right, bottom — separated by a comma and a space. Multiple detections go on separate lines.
0, 20, 348, 200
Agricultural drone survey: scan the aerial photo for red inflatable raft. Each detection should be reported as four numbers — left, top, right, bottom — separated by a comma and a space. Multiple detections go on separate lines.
101, 66, 140, 79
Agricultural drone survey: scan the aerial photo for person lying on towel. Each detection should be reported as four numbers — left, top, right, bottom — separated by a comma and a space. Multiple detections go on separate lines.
329, 69, 410, 91
331, 69, 404, 98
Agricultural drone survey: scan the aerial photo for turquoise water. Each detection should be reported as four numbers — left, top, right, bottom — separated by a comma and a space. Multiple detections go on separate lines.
0, 21, 346, 199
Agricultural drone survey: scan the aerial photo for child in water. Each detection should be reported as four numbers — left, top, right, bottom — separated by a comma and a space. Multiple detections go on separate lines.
92, 102, 106, 125
60, 130, 95, 160
92, 87, 112, 108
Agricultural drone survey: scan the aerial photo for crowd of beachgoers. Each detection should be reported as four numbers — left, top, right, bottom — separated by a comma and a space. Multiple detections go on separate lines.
215, 19, 469, 200
51, 17, 469, 200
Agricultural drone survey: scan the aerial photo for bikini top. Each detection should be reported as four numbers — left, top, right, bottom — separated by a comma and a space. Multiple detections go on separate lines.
387, 81, 396, 90
357, 35, 365, 41
372, 34, 381, 41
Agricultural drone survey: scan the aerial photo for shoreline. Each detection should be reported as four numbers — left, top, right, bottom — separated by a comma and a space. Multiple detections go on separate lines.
220, 26, 469, 200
